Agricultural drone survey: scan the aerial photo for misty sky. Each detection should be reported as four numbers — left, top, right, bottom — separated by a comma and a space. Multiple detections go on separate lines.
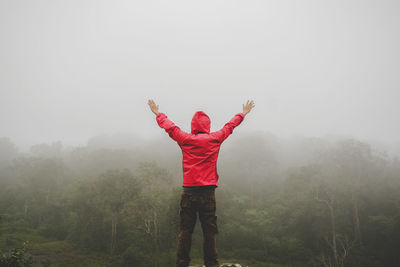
1, 0, 399, 149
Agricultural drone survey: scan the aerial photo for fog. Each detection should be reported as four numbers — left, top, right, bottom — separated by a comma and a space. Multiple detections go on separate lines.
2, 2, 400, 266
1, 0, 399, 152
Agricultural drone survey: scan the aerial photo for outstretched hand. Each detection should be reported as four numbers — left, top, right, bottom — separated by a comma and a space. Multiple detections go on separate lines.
243, 100, 255, 116
148, 99, 159, 115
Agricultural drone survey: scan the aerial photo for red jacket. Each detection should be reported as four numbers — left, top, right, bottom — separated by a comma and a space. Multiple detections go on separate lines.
156, 111, 245, 187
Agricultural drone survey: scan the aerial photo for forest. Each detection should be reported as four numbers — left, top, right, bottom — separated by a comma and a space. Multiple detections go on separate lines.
0, 132, 399, 267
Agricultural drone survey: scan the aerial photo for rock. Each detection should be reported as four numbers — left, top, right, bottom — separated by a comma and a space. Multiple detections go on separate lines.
220, 265, 249, 267
190, 264, 248, 267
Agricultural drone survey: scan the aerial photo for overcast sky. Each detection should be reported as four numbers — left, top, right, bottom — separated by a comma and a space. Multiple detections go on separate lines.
1, 0, 399, 149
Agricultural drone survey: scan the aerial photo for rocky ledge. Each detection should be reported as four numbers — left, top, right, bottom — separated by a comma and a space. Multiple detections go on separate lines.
190, 264, 248, 267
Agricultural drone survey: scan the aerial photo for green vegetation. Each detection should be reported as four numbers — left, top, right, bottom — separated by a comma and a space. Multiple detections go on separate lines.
0, 135, 399, 266
0, 241, 33, 267
0, 216, 33, 267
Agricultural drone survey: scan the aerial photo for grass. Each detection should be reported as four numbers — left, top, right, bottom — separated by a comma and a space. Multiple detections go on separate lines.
1, 228, 290, 267
0, 231, 105, 267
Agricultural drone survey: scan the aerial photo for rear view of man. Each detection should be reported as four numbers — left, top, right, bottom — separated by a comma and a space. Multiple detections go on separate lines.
148, 99, 255, 267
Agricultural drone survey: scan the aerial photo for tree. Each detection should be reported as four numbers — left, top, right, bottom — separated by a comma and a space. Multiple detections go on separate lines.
125, 162, 176, 267
68, 169, 139, 254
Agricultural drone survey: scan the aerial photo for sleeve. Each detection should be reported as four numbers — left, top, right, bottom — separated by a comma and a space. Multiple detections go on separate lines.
212, 113, 245, 143
156, 113, 189, 146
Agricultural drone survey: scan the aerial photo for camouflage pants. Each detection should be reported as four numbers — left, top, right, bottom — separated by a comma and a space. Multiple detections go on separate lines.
176, 188, 219, 267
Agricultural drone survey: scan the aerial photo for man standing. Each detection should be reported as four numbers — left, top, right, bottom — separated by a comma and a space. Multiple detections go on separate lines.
148, 99, 255, 267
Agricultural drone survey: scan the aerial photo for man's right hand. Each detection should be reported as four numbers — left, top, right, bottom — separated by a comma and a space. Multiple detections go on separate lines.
243, 100, 255, 116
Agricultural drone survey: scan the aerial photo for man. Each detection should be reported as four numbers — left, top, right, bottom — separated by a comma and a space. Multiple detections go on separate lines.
148, 99, 255, 267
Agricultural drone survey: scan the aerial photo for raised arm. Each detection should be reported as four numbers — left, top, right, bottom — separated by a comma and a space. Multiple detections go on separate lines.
148, 99, 159, 115
148, 99, 188, 145
213, 100, 255, 143
243, 100, 255, 116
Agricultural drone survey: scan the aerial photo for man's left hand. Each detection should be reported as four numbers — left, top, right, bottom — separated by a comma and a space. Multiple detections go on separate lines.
148, 99, 160, 115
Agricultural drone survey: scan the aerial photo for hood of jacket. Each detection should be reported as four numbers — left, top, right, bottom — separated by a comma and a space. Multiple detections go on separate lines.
191, 111, 211, 134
